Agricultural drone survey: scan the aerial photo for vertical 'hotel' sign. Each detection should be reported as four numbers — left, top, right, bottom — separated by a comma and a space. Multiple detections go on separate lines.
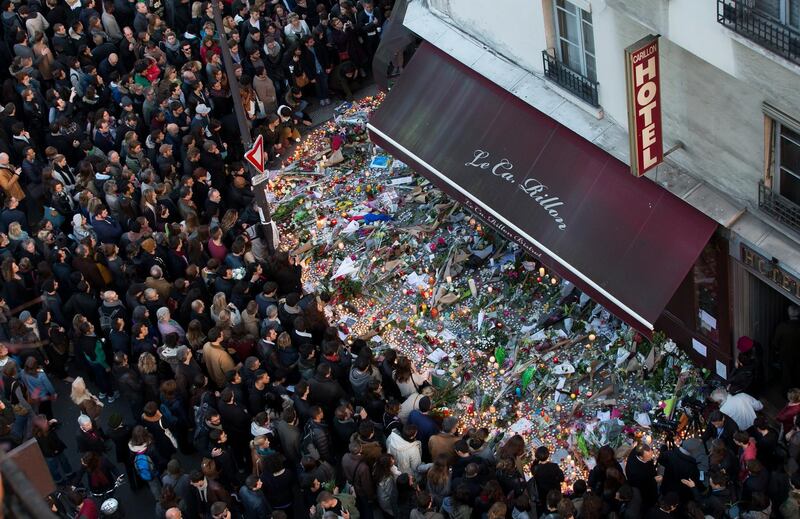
625, 35, 663, 177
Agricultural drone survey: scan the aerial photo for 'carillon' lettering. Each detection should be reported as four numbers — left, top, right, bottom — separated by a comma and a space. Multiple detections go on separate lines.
465, 150, 567, 231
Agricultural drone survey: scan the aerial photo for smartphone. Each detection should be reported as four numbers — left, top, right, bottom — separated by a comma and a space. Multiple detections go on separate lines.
699, 470, 705, 481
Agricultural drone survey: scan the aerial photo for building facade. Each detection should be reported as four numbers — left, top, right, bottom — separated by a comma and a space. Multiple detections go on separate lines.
391, 0, 800, 383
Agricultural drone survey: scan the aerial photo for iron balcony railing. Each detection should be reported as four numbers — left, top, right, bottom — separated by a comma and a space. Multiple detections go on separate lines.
717, 0, 800, 65
541, 50, 600, 107
759, 180, 800, 231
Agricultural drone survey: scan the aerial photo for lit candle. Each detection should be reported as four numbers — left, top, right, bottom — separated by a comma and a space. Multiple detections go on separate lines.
337, 242, 345, 250
539, 267, 546, 277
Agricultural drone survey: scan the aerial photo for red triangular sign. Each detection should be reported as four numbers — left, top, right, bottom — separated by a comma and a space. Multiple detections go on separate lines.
245, 134, 265, 173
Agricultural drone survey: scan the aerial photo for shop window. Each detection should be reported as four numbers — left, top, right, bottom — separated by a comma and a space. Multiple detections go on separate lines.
553, 0, 596, 81
694, 242, 722, 343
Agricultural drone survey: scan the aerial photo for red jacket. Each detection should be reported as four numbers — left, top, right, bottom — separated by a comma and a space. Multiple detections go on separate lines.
739, 438, 757, 482
776, 403, 800, 436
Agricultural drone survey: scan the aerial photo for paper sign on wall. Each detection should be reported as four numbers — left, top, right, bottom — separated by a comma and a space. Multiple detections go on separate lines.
691, 338, 707, 357
715, 360, 727, 379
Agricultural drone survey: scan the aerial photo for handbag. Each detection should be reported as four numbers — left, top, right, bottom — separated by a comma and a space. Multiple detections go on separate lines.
295, 72, 310, 88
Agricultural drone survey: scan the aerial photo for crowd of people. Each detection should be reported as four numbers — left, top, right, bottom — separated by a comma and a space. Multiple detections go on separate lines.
0, 0, 799, 518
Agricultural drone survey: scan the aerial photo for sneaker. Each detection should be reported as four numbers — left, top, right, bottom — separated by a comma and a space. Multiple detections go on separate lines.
107, 391, 120, 403
99, 393, 107, 400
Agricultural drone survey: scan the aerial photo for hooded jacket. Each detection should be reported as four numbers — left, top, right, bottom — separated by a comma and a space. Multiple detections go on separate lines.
348, 365, 380, 399
386, 430, 422, 476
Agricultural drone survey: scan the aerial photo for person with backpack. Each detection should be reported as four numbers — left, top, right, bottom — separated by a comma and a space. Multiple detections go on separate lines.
140, 400, 178, 462
129, 424, 163, 500
302, 405, 332, 463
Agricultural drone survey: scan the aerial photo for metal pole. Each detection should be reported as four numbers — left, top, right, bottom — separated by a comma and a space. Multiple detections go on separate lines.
211, 0, 277, 253
211, 0, 252, 150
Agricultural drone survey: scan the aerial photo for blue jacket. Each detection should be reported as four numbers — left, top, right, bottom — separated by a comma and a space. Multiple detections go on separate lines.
20, 370, 56, 401
238, 485, 272, 519
408, 410, 440, 450
91, 216, 123, 244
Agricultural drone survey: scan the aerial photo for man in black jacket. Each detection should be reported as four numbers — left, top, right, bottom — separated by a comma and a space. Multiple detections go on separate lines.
625, 443, 659, 510
217, 387, 251, 471
657, 436, 701, 503
112, 352, 143, 418
681, 470, 734, 519
701, 410, 739, 453
308, 363, 346, 411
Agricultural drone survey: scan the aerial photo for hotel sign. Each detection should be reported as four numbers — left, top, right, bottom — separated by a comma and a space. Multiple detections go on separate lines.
741, 243, 800, 300
625, 35, 664, 177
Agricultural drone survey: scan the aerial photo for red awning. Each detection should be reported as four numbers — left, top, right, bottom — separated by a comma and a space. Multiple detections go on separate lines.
368, 43, 717, 333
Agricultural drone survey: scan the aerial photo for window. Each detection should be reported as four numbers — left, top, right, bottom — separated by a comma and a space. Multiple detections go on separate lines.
553, 0, 596, 81
754, 0, 800, 29
776, 122, 800, 204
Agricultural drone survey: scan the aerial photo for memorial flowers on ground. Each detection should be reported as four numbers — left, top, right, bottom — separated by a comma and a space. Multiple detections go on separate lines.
270, 95, 708, 484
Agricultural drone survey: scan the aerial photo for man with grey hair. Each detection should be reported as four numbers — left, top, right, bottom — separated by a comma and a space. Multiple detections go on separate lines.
429, 416, 460, 464
710, 386, 762, 431
99, 289, 127, 334
146, 265, 172, 301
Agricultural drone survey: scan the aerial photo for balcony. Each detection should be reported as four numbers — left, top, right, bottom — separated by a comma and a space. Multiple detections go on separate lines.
541, 51, 600, 107
717, 0, 800, 65
759, 180, 800, 231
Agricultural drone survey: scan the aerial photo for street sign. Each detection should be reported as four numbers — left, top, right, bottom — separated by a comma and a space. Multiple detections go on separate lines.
245, 134, 265, 173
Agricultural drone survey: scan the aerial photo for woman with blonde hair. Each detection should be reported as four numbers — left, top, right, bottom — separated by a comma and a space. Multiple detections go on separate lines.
210, 292, 241, 326
70, 377, 104, 421
7, 222, 28, 243
137, 352, 160, 404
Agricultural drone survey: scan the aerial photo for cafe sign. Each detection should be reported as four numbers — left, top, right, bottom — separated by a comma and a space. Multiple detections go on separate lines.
741, 243, 800, 301
625, 35, 664, 177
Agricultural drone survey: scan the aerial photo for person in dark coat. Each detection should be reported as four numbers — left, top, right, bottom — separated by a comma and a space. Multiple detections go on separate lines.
139, 401, 177, 462
625, 443, 659, 510
531, 446, 564, 508
645, 492, 680, 519
701, 410, 739, 453
187, 471, 231, 519
259, 453, 298, 515
76, 414, 107, 454
105, 413, 139, 489
239, 474, 272, 519
657, 438, 700, 504
217, 387, 251, 471
308, 363, 346, 411
682, 470, 734, 519
305, 406, 332, 462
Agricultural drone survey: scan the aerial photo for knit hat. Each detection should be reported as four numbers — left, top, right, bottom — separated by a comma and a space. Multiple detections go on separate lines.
19, 311, 31, 322
737, 336, 754, 353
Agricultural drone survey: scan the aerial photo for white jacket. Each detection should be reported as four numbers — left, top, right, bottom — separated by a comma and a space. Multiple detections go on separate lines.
720, 392, 763, 430
386, 430, 422, 476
